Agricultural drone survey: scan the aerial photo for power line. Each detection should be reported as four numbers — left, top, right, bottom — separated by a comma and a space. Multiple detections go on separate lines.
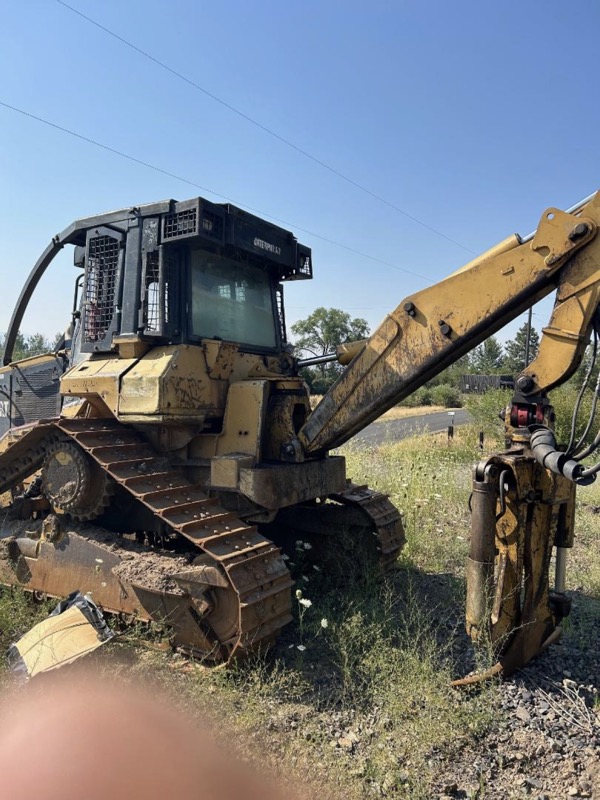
55, 0, 477, 257
0, 99, 433, 283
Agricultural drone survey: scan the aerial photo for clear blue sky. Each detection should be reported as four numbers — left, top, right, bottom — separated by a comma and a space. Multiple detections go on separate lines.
1, 0, 598, 344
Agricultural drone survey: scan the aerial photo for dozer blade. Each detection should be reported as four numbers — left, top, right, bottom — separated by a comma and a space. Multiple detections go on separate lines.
0, 525, 220, 656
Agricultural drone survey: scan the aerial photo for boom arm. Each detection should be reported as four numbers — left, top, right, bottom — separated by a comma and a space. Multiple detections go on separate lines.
298, 193, 600, 456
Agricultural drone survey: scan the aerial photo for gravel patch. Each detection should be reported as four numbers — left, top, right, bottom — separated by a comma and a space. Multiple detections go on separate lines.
429, 597, 599, 799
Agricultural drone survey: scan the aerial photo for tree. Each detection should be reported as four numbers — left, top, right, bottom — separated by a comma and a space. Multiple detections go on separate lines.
291, 307, 370, 393
25, 332, 51, 356
573, 338, 600, 390
471, 336, 504, 373
0, 332, 55, 363
503, 323, 540, 375
438, 352, 473, 386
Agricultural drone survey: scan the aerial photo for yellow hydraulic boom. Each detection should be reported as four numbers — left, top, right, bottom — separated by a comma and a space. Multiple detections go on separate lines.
293, 192, 600, 676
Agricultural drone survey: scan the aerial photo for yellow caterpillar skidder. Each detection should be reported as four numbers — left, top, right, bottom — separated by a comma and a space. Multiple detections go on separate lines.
1, 192, 599, 675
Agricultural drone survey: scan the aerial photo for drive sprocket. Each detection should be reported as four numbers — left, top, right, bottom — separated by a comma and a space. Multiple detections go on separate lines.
41, 438, 113, 521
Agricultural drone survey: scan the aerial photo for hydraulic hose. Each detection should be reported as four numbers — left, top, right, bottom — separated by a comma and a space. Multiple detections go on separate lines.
529, 426, 596, 485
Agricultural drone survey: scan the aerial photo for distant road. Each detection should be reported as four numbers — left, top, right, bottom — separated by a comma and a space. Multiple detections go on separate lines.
352, 409, 472, 447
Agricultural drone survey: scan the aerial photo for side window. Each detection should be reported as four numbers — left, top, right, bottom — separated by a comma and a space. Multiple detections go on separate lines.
141, 248, 179, 338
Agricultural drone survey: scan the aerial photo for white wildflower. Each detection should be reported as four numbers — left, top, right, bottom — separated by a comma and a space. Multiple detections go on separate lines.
321, 618, 328, 629
303, 542, 312, 550
299, 598, 312, 608
295, 588, 303, 599
295, 540, 305, 549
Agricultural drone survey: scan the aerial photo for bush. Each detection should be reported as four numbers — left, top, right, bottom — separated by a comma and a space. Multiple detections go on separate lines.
462, 383, 600, 451
551, 383, 599, 449
429, 383, 463, 408
463, 389, 510, 432
398, 387, 433, 407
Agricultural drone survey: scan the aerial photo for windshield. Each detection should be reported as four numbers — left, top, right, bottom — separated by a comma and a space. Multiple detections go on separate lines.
190, 250, 277, 348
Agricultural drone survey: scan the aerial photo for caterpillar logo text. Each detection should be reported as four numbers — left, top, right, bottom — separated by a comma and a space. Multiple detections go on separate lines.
253, 237, 281, 256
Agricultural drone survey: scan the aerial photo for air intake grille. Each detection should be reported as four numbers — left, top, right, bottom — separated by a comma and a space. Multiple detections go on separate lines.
163, 208, 197, 239
12, 362, 62, 426
83, 234, 120, 343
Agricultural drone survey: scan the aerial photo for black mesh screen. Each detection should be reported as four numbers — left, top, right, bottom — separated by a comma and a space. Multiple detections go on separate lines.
142, 249, 178, 337
83, 234, 120, 343
163, 206, 224, 244
162, 250, 178, 334
10, 359, 63, 427
297, 251, 312, 278
163, 208, 197, 239
142, 251, 179, 336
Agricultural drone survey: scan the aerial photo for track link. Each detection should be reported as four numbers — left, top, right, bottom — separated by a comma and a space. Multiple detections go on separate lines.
0, 420, 56, 493
0, 418, 293, 659
331, 482, 405, 570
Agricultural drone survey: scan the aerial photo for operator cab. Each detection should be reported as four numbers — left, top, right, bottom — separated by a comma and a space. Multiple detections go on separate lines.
0, 197, 313, 434
76, 197, 313, 357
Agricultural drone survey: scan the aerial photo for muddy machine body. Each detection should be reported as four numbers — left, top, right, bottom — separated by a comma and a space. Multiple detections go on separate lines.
0, 198, 401, 660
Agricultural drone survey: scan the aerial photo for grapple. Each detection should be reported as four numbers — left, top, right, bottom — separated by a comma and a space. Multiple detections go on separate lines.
455, 428, 579, 685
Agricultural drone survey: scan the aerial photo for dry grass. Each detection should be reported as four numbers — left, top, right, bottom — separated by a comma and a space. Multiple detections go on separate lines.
342, 423, 502, 574
309, 395, 447, 420
377, 405, 449, 421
